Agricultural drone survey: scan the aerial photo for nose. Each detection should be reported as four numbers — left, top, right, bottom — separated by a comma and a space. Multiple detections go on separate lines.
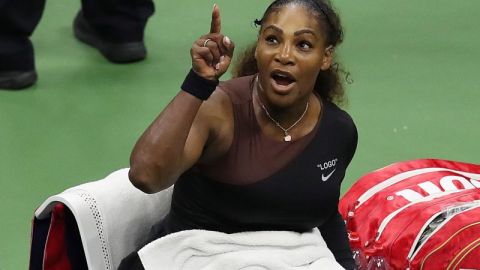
275, 43, 294, 66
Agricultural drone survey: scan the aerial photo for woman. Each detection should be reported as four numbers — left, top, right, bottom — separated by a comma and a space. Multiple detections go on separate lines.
125, 0, 357, 269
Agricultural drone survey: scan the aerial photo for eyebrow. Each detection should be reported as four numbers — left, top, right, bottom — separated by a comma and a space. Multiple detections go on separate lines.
263, 25, 317, 37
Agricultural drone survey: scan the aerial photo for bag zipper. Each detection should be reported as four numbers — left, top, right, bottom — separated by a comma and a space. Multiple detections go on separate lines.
446, 237, 480, 270
419, 221, 480, 269
374, 190, 464, 242
407, 201, 480, 261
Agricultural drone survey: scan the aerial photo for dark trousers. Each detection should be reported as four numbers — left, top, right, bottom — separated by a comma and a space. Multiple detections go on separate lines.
0, 0, 154, 71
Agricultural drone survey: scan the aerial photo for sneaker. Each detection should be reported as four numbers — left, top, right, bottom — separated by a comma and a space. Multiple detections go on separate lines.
0, 70, 37, 90
73, 12, 147, 63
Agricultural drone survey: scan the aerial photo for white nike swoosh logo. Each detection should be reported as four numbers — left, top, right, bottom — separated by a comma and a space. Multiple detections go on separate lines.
321, 169, 336, 181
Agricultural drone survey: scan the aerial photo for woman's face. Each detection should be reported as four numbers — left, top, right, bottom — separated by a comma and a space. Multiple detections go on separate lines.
255, 4, 332, 107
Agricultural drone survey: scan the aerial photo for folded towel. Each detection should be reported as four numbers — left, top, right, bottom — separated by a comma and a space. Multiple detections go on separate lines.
138, 228, 345, 270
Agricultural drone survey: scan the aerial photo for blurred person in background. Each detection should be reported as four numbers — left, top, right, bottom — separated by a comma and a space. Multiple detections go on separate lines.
0, 0, 153, 90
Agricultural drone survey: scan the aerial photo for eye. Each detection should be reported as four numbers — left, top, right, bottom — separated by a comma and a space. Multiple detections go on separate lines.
265, 35, 279, 45
298, 41, 313, 51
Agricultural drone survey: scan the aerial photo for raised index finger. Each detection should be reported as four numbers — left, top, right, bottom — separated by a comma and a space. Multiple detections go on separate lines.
210, 4, 221, 34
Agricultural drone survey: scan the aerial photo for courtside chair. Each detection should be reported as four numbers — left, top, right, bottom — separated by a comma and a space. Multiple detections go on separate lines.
29, 168, 173, 270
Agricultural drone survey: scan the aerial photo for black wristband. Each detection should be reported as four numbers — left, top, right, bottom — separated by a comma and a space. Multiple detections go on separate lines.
181, 69, 219, 100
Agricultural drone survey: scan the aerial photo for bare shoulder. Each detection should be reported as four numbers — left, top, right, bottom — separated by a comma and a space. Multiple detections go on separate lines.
199, 86, 233, 120
196, 87, 234, 163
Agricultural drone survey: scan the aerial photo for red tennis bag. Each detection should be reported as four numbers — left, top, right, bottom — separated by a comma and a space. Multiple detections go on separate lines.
339, 159, 480, 270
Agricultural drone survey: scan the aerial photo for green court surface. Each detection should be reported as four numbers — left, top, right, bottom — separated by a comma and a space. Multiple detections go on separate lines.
1, 0, 479, 268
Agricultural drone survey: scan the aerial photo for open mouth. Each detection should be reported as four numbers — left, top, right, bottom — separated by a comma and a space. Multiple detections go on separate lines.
271, 70, 296, 86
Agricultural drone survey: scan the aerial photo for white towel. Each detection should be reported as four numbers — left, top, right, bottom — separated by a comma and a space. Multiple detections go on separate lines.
138, 228, 345, 270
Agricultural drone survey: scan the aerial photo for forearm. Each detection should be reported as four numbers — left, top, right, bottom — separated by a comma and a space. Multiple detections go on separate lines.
319, 211, 355, 270
129, 5, 234, 194
129, 90, 203, 193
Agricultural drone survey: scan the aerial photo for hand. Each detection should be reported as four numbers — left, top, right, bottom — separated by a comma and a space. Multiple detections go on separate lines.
190, 4, 235, 81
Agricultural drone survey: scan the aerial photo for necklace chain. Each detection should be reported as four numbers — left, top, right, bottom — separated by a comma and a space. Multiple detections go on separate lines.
255, 76, 309, 142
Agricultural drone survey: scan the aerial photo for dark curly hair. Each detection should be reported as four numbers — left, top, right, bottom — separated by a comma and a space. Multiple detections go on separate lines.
232, 0, 350, 106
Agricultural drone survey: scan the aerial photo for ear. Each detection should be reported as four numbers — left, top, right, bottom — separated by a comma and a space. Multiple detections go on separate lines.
320, 46, 334, 70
